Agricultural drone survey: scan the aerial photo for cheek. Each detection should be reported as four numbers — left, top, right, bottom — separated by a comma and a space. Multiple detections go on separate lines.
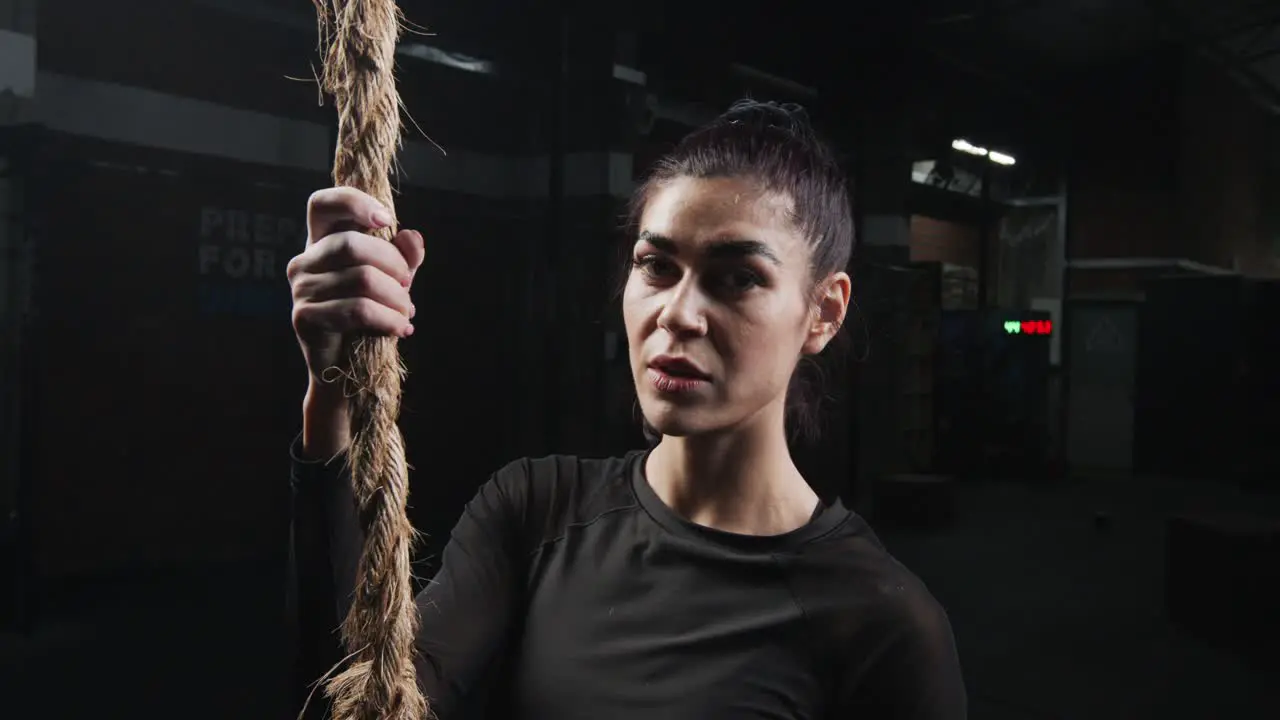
721, 306, 808, 380
621, 279, 650, 346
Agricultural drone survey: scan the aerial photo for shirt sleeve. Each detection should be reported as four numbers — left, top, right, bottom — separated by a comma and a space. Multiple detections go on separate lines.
839, 580, 967, 719
288, 434, 353, 719
414, 459, 533, 718
288, 436, 532, 720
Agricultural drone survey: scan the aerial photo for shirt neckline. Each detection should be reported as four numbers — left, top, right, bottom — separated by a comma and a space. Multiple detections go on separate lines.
625, 448, 850, 554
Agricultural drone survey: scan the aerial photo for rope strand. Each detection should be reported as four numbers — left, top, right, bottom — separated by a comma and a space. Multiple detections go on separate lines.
311, 2, 428, 719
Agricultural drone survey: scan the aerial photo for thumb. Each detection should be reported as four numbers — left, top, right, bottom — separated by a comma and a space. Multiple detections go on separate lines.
395, 228, 426, 282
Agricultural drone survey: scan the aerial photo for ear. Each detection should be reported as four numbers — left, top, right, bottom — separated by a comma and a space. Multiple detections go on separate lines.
802, 271, 851, 355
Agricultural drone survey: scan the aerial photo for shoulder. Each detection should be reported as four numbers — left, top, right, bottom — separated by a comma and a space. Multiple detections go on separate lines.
487, 452, 638, 506
797, 519, 965, 715
794, 517, 957, 660
483, 451, 643, 548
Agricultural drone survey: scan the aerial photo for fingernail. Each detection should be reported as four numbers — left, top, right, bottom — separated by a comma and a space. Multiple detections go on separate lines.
409, 304, 416, 319
403, 324, 415, 337
373, 210, 395, 227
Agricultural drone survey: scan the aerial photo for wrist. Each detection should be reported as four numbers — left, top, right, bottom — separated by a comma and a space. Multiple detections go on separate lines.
306, 373, 348, 406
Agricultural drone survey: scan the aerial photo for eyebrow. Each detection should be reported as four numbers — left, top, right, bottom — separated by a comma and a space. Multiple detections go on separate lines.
637, 231, 782, 266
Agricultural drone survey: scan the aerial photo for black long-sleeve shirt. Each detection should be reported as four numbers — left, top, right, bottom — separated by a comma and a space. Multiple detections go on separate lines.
289, 439, 966, 719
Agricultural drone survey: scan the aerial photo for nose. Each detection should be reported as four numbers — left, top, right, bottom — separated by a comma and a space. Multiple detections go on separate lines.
656, 280, 708, 337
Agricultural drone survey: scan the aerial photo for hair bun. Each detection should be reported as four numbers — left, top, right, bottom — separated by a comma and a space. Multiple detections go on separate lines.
718, 99, 815, 142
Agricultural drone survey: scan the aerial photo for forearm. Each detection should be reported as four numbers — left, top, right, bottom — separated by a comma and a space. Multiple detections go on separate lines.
299, 379, 363, 621
302, 377, 352, 460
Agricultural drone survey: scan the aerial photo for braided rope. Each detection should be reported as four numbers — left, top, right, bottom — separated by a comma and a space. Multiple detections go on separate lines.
311, 2, 427, 718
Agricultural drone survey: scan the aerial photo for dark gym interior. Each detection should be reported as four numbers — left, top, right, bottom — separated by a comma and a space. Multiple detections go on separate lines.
1, 0, 1278, 717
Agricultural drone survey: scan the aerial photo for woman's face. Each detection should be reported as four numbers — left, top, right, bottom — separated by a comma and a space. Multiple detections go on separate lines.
623, 175, 847, 439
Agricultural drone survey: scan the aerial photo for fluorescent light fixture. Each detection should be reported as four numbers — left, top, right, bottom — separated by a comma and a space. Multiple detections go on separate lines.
952, 138, 988, 157
952, 138, 1016, 166
988, 150, 1016, 166
612, 64, 647, 86
396, 43, 495, 75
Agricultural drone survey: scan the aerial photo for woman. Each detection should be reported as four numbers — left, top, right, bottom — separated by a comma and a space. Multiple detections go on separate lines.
288, 101, 966, 719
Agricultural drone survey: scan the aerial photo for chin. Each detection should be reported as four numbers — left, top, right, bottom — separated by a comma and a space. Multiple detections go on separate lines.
640, 402, 720, 438
646, 416, 697, 438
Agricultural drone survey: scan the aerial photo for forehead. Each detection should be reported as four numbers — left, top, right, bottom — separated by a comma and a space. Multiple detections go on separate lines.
638, 176, 803, 256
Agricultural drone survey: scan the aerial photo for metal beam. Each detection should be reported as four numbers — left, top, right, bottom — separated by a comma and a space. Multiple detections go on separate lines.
1145, 0, 1280, 115
728, 63, 818, 100
924, 0, 1050, 28
1242, 46, 1280, 63
1066, 257, 1237, 275
1007, 195, 1064, 207
919, 44, 1057, 112
1192, 8, 1280, 44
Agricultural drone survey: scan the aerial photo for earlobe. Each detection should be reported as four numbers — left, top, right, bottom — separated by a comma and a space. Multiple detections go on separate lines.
803, 322, 837, 355
802, 309, 835, 355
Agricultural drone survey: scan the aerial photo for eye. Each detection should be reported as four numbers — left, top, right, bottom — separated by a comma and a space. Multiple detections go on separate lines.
714, 267, 765, 294
633, 254, 679, 282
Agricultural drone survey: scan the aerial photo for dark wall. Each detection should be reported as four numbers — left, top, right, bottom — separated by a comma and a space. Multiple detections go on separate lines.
910, 215, 980, 269
23, 129, 558, 576
1067, 52, 1182, 264
1175, 55, 1279, 276
27, 132, 314, 577
24, 0, 642, 579
1067, 49, 1280, 285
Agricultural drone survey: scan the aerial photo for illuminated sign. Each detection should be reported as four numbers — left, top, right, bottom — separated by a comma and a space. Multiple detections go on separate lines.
1003, 319, 1053, 336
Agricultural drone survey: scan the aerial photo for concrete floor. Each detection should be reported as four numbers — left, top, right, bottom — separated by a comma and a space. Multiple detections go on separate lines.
1, 475, 1276, 719
882, 475, 1278, 719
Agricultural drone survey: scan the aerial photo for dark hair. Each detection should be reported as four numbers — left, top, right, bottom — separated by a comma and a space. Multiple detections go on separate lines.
624, 99, 856, 445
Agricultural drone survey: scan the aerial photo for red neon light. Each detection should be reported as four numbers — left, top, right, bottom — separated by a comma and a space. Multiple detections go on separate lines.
1020, 320, 1054, 336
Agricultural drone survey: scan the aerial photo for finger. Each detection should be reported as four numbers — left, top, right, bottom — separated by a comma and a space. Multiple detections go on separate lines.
305, 231, 413, 286
306, 186, 396, 244
294, 265, 414, 317
293, 297, 414, 338
393, 229, 425, 279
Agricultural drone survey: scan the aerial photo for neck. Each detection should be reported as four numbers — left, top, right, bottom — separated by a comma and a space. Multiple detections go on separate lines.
646, 405, 819, 537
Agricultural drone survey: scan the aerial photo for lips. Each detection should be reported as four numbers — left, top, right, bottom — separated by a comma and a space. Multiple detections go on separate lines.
649, 355, 710, 380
